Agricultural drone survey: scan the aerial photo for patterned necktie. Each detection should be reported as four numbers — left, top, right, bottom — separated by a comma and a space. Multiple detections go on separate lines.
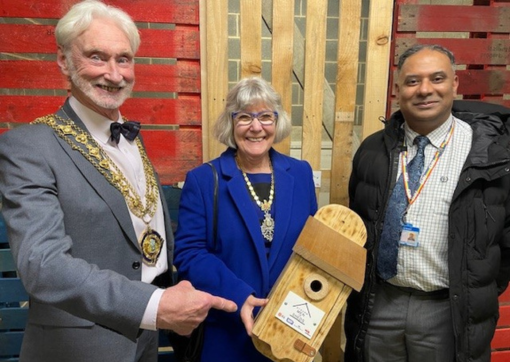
110, 121, 141, 144
377, 135, 430, 280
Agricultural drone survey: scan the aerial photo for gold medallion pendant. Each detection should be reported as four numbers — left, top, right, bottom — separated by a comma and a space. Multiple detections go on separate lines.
261, 211, 275, 242
139, 227, 164, 266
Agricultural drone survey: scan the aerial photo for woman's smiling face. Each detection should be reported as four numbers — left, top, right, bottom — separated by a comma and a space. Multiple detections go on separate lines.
233, 103, 276, 162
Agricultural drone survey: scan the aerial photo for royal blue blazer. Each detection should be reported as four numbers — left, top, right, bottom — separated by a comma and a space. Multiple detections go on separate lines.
174, 147, 318, 362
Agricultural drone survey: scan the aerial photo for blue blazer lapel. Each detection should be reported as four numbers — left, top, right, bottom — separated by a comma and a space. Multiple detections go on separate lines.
55, 102, 139, 248
267, 150, 293, 269
220, 150, 270, 280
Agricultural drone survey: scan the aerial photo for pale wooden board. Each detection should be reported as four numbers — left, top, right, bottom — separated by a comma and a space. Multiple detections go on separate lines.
252, 205, 367, 362
330, 0, 362, 208
271, 0, 294, 155
302, 0, 328, 173
361, 0, 395, 140
240, 0, 262, 78
203, 0, 229, 161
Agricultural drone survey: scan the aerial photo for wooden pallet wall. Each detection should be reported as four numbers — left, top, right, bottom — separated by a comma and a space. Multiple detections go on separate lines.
201, 0, 376, 208
0, 0, 201, 185
388, 0, 510, 116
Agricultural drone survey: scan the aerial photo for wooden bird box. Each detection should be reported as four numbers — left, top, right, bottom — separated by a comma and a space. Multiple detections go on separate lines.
251, 204, 367, 362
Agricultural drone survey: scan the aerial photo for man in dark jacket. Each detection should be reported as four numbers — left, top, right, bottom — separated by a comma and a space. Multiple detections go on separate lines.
345, 44, 510, 362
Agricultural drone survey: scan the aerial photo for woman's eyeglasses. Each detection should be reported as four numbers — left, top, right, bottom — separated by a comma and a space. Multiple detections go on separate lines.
232, 111, 278, 126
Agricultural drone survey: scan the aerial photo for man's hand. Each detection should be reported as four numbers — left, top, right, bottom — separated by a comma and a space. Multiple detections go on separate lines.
156, 280, 237, 335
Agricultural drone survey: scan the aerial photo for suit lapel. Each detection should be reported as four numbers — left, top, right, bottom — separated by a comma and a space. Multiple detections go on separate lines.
55, 101, 139, 248
220, 149, 296, 285
221, 150, 270, 281
267, 150, 293, 270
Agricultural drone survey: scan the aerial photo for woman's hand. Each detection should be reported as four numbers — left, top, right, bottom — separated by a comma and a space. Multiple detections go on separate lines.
240, 294, 269, 336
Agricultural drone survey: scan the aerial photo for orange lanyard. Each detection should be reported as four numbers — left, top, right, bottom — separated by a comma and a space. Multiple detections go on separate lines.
401, 121, 455, 205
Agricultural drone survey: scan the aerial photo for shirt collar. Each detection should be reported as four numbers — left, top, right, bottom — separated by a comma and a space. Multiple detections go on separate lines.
404, 114, 453, 150
69, 96, 123, 145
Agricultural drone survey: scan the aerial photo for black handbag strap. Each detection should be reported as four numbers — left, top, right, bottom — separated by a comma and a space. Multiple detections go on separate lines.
206, 162, 218, 249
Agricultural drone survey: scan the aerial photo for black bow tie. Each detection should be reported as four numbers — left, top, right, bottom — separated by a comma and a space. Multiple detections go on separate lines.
110, 121, 141, 144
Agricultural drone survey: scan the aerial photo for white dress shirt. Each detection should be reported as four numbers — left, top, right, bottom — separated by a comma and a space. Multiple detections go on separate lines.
69, 97, 166, 330
390, 115, 472, 291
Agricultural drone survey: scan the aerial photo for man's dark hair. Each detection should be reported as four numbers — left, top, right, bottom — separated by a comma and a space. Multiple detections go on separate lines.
397, 44, 456, 71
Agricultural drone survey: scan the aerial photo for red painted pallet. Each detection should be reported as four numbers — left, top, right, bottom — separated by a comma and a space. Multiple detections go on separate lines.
492, 288, 510, 360
0, 0, 199, 24
388, 1, 510, 115
0, 61, 201, 93
0, 0, 202, 184
0, 24, 200, 59
0, 95, 201, 126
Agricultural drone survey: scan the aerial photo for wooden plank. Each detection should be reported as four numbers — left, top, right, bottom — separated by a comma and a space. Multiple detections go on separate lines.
0, 249, 16, 272
203, 0, 229, 161
491, 328, 510, 349
0, 308, 28, 330
330, 0, 362, 206
240, 0, 262, 78
492, 350, 510, 362
270, 0, 294, 155
0, 279, 28, 303
398, 5, 510, 33
323, 1, 363, 360
0, 94, 65, 124
0, 61, 201, 93
0, 331, 23, 356
0, 25, 199, 59
139, 26, 200, 60
142, 129, 202, 184
302, 0, 327, 175
123, 96, 201, 125
498, 305, 510, 327
457, 70, 510, 95
361, 0, 395, 140
501, 288, 510, 303
395, 38, 510, 66
0, 0, 199, 24
0, 95, 201, 126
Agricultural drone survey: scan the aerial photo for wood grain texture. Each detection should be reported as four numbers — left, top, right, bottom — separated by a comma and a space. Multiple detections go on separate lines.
270, 0, 294, 155
330, 0, 362, 207
0, 24, 200, 59
302, 0, 327, 173
142, 129, 201, 184
252, 205, 366, 362
203, 0, 229, 161
361, 0, 394, 140
398, 5, 509, 33
0, 0, 199, 24
0, 61, 201, 93
240, 0, 262, 78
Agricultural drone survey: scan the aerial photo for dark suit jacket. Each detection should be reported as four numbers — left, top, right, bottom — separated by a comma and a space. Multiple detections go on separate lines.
0, 99, 173, 361
173, 147, 318, 362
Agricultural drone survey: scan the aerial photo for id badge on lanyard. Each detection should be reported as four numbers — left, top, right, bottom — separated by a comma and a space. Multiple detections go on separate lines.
400, 223, 420, 247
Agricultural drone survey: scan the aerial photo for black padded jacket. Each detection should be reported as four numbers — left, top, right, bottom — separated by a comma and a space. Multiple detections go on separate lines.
345, 100, 510, 362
